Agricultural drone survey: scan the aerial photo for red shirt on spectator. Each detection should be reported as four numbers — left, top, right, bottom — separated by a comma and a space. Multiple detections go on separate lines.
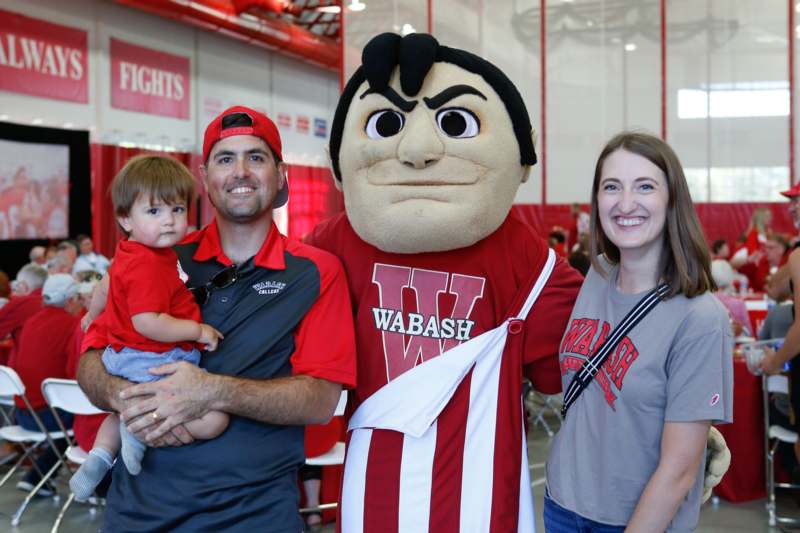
738, 258, 769, 293
103, 240, 201, 353
12, 305, 79, 410
0, 288, 43, 366
744, 228, 762, 255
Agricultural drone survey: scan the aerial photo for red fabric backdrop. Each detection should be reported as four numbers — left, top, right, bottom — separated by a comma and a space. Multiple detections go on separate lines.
89, 145, 342, 258
512, 202, 797, 246
90, 144, 201, 258
89, 145, 794, 256
286, 165, 343, 241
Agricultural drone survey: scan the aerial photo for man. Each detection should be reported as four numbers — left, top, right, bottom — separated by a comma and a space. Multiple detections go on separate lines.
55, 240, 78, 272
0, 263, 47, 365
28, 245, 46, 265
760, 184, 800, 483
763, 183, 800, 319
568, 202, 590, 250
766, 235, 789, 273
72, 234, 110, 275
12, 273, 81, 495
78, 106, 356, 532
45, 255, 71, 276
711, 239, 730, 261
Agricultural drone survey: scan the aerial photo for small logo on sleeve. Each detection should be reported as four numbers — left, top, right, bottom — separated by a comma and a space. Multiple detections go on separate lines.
709, 393, 720, 407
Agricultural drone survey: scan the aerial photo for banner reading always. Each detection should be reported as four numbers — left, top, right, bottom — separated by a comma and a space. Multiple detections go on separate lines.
0, 8, 88, 103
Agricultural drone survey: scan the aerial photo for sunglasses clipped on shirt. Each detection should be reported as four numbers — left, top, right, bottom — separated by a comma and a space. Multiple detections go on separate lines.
189, 264, 238, 305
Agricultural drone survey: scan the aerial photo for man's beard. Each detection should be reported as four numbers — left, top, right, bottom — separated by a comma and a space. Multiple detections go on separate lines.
208, 193, 270, 223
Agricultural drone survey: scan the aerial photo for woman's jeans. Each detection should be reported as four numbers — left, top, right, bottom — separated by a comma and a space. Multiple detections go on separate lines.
543, 491, 626, 533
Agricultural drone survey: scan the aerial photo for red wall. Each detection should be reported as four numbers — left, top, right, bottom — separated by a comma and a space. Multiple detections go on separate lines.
89, 144, 795, 257
512, 202, 797, 247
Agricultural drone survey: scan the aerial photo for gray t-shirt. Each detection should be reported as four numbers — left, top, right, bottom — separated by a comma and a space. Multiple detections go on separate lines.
759, 302, 794, 340
546, 263, 733, 532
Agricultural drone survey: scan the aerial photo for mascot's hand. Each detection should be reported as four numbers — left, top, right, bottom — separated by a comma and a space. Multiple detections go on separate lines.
702, 426, 731, 503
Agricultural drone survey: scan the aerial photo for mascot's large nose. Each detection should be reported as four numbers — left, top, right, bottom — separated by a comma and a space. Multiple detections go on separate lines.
397, 112, 445, 170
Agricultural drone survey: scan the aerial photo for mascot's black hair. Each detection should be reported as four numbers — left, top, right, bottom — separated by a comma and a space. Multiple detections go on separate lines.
329, 32, 538, 181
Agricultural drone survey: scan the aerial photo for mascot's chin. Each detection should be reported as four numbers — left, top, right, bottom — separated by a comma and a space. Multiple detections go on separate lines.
346, 197, 511, 253
341, 165, 526, 253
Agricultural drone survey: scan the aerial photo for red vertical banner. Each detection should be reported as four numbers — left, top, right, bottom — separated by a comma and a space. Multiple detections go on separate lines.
109, 38, 191, 120
660, 0, 667, 140
540, 0, 547, 207
789, 0, 796, 185
0, 8, 88, 103
339, 0, 346, 91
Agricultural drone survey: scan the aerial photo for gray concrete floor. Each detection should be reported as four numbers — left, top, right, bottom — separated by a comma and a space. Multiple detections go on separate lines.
0, 412, 795, 532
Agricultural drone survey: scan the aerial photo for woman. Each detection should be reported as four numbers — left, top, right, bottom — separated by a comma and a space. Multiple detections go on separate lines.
544, 132, 733, 532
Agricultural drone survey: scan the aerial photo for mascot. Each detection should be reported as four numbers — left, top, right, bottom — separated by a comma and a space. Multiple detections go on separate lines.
307, 32, 729, 532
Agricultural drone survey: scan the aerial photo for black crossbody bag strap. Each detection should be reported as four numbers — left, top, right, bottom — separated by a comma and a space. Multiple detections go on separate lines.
561, 282, 670, 418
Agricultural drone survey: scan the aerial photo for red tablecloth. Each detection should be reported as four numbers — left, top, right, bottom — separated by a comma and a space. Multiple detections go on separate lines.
714, 358, 766, 502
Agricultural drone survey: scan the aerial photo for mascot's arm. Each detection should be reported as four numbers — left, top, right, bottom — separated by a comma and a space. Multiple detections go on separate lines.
522, 258, 583, 394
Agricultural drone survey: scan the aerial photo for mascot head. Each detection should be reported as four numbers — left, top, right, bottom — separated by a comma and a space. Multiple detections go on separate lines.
329, 33, 537, 253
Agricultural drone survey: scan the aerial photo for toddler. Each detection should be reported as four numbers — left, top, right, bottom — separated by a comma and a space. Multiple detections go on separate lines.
70, 155, 227, 501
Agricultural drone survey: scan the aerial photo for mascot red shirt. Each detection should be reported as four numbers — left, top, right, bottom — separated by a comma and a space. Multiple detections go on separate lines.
307, 33, 583, 532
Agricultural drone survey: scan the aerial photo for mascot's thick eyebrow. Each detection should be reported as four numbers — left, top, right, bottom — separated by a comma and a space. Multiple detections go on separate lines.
359, 86, 416, 112
422, 84, 487, 110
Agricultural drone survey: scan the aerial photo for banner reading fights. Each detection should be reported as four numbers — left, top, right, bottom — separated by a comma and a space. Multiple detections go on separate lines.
110, 38, 190, 120
0, 9, 88, 103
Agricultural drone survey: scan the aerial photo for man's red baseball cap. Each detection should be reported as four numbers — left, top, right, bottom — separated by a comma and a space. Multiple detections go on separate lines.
202, 105, 287, 208
781, 183, 800, 199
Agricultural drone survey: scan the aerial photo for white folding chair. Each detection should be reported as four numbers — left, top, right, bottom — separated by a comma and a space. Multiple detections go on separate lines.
41, 378, 106, 533
763, 373, 800, 527
0, 394, 21, 470
522, 379, 562, 438
300, 390, 347, 515
0, 366, 74, 527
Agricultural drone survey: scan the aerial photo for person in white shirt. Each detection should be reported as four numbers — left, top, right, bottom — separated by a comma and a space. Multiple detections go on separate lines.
73, 235, 110, 275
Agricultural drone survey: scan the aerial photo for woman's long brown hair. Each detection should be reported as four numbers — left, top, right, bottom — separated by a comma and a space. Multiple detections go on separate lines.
589, 132, 716, 298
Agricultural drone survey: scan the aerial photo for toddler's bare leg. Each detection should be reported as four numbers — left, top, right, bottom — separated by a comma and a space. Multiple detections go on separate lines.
92, 414, 121, 455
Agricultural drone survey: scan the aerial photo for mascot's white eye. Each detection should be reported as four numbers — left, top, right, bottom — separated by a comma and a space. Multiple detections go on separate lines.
436, 108, 480, 138
365, 110, 405, 139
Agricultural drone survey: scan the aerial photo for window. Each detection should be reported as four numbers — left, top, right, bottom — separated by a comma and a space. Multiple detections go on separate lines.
684, 165, 789, 201
678, 82, 789, 119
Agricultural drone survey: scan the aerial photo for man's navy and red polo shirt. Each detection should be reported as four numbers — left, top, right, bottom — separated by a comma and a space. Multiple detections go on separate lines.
83, 220, 357, 533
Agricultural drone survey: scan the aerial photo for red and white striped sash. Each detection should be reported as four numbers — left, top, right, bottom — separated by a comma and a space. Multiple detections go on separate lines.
341, 250, 556, 533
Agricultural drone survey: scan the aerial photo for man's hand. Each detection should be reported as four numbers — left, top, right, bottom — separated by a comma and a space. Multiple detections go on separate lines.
120, 361, 216, 443
760, 346, 785, 375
